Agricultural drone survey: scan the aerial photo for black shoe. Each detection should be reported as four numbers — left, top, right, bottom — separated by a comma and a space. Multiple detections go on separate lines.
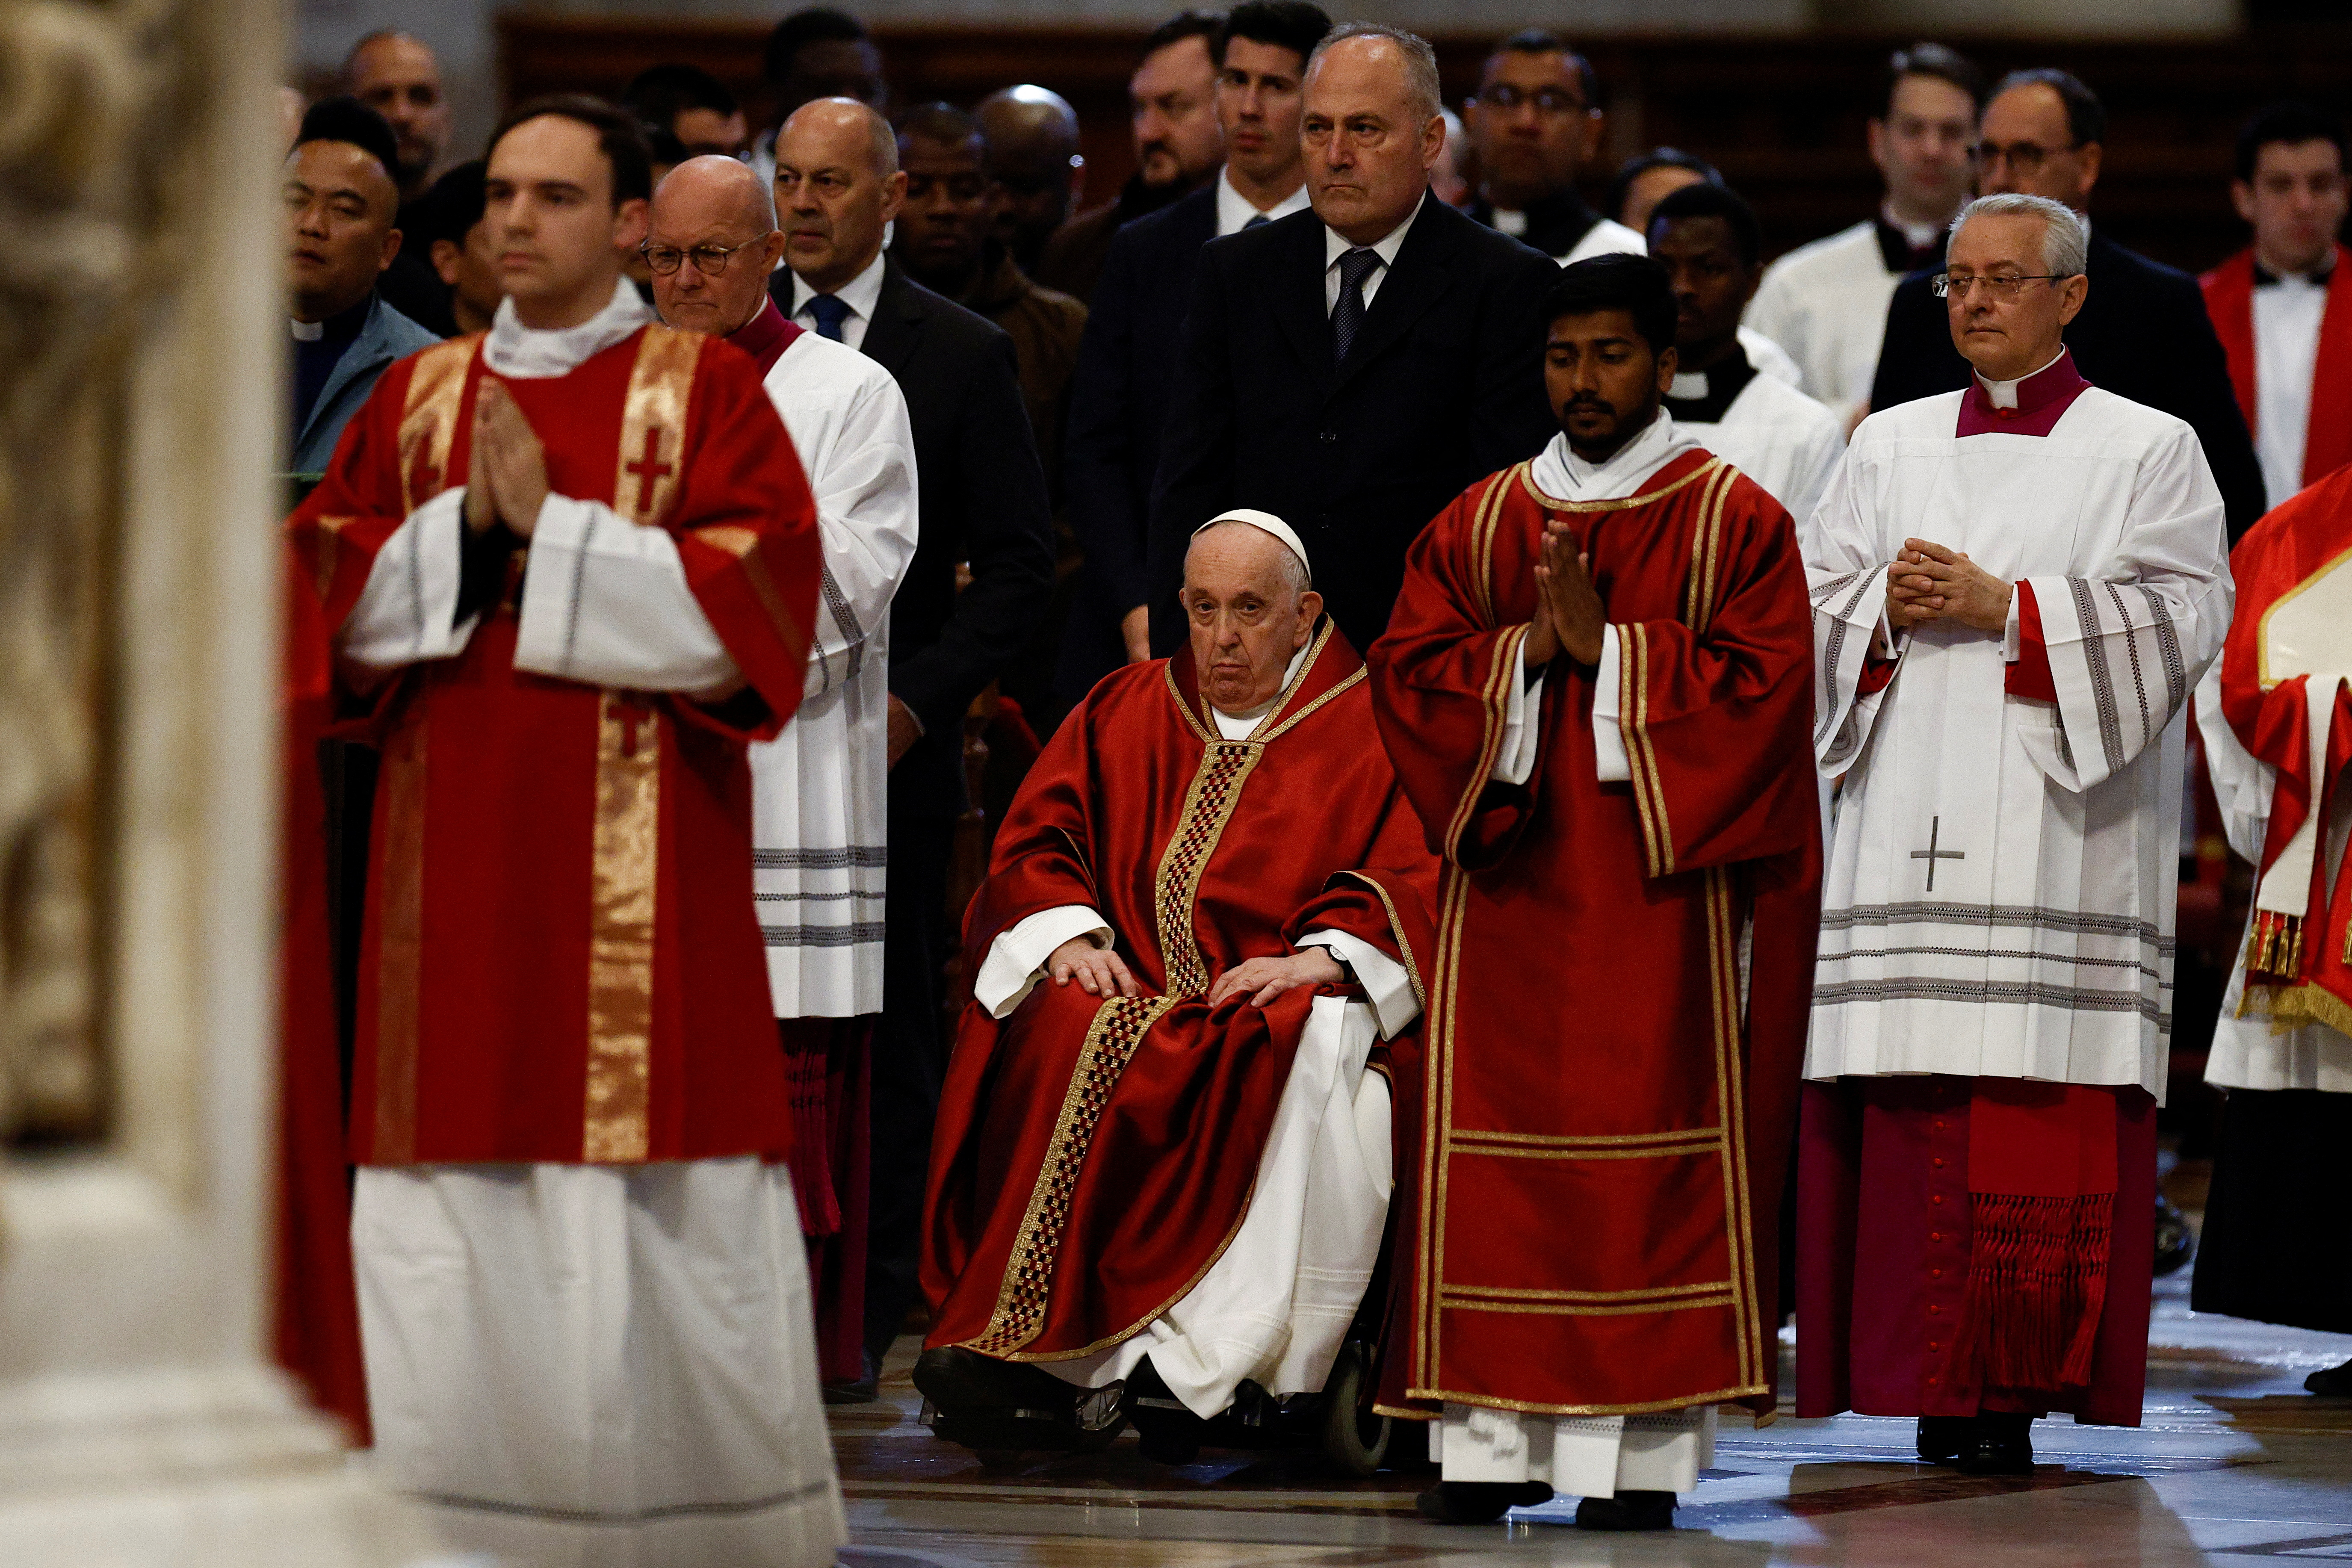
1121, 1354, 1210, 1464
1917, 1414, 1972, 1465
1415, 1480, 1552, 1524
821, 1348, 880, 1406
2305, 1357, 2352, 1397
1957, 1412, 2034, 1475
2154, 1195, 2195, 1277
1575, 1490, 1677, 1531
913, 1346, 1123, 1453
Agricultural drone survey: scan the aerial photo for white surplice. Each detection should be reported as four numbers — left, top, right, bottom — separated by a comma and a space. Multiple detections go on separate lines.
1743, 218, 1906, 429
967, 657, 1412, 1420
1667, 363, 1847, 525
1805, 375, 2234, 1099
750, 329, 918, 1017
2195, 660, 2352, 1091
346, 279, 845, 1566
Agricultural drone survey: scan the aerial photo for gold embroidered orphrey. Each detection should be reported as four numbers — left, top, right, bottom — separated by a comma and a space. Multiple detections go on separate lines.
1410, 456, 1769, 1413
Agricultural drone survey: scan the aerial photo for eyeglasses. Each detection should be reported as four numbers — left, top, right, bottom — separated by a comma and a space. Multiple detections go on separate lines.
1473, 83, 1588, 116
638, 239, 756, 276
1967, 139, 2082, 174
1932, 272, 2068, 300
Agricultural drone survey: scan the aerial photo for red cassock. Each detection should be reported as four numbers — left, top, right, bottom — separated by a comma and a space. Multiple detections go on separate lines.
2202, 245, 2352, 492
921, 626, 1437, 1361
1368, 452, 1820, 1418
284, 326, 820, 1167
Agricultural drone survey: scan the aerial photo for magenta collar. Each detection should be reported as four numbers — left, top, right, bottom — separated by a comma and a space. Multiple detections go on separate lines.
1956, 348, 2090, 438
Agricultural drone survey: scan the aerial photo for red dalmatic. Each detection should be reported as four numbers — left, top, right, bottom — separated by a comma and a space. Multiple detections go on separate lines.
921, 627, 1436, 1361
2202, 245, 2352, 491
285, 327, 820, 1167
1368, 451, 1820, 1418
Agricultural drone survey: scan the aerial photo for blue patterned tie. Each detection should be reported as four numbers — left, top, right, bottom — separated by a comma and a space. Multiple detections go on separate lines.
806, 293, 851, 342
1330, 247, 1380, 367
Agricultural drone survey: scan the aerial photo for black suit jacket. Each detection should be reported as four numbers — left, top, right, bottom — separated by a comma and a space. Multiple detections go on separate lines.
1057, 183, 1219, 701
1146, 199, 1560, 656
1870, 228, 2267, 540
773, 258, 1055, 807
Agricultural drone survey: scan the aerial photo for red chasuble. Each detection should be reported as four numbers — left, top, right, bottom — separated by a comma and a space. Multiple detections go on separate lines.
286, 326, 821, 1166
1368, 452, 1820, 1418
2202, 245, 2352, 490
921, 625, 1437, 1361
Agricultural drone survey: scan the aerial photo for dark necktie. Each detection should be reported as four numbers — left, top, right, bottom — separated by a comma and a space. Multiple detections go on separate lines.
806, 293, 851, 342
1331, 247, 1380, 367
1244, 213, 1270, 230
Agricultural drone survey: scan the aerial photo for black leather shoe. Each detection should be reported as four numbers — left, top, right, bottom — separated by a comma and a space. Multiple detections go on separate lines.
2305, 1357, 2352, 1397
913, 1347, 1123, 1453
821, 1348, 880, 1406
1917, 1415, 1972, 1465
1121, 1354, 1211, 1465
1957, 1411, 2034, 1475
1576, 1489, 1677, 1531
1415, 1481, 1552, 1524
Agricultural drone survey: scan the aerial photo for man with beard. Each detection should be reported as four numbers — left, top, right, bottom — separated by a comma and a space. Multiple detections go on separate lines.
1460, 31, 1640, 265
344, 29, 461, 335
1368, 253, 1818, 1530
1034, 11, 1226, 301
978, 85, 1087, 277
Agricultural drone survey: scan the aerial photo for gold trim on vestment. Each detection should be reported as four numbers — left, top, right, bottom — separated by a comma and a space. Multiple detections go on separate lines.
1151, 742, 1267, 997
961, 993, 1180, 1355
1002, 1173, 1260, 1364
1328, 871, 1429, 1014
1623, 622, 1674, 876
1519, 455, 1723, 514
1706, 868, 1762, 1388
1440, 625, 1527, 868
1469, 466, 1521, 630
1451, 1125, 1725, 1148
396, 335, 479, 514
1684, 464, 1737, 632
1252, 622, 1350, 742
1440, 1294, 1739, 1318
1446, 1281, 1735, 1303
311, 516, 353, 604
1448, 1138, 1725, 1161
688, 522, 809, 661
2254, 540, 2352, 689
613, 326, 700, 527
1405, 1382, 1770, 1418
582, 692, 662, 1162
370, 716, 429, 1163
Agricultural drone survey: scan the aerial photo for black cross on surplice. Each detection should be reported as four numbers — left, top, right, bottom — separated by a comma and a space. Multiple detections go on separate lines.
1911, 815, 1965, 891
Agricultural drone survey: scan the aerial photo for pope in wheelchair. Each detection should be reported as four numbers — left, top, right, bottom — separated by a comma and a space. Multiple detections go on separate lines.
914, 513, 1434, 1467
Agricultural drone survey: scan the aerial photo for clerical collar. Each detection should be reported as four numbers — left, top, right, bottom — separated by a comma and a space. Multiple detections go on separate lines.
1958, 347, 2092, 438
1484, 189, 1601, 257
486, 278, 651, 380
291, 294, 373, 345
1211, 640, 1314, 740
726, 295, 802, 378
1664, 342, 1758, 425
1216, 166, 1311, 236
1529, 410, 1704, 504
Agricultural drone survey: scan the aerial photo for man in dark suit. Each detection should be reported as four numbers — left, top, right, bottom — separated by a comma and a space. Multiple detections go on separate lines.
1870, 68, 2267, 539
770, 98, 1056, 1394
1147, 23, 1560, 657
1058, 0, 1331, 705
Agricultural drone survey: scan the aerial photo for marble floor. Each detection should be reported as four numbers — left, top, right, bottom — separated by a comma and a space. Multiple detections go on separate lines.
833, 1272, 2352, 1567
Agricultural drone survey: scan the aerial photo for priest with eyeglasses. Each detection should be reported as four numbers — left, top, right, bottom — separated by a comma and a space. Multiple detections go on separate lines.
1799, 192, 2233, 1475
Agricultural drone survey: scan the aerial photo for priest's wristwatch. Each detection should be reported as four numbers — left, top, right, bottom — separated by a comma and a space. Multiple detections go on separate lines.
1311, 946, 1357, 986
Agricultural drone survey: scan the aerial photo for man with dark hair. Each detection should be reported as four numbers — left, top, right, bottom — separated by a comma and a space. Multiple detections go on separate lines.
1649, 183, 1844, 523
1608, 145, 1719, 233
284, 97, 438, 473
1371, 250, 1817, 1530
1034, 10, 1226, 301
622, 61, 750, 159
894, 102, 1087, 486
1460, 30, 1640, 264
2201, 102, 2352, 505
769, 96, 1056, 1391
1869, 68, 2267, 539
1747, 42, 1983, 430
412, 159, 499, 336
344, 30, 462, 334
287, 90, 844, 1559
1147, 24, 1560, 659
753, 7, 888, 183
978, 85, 1087, 273
1057, 0, 1331, 700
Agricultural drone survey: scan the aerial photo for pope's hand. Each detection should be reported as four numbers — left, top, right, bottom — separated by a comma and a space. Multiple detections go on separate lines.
1048, 936, 1142, 999
1205, 947, 1344, 1010
465, 383, 550, 537
1896, 537, 2012, 634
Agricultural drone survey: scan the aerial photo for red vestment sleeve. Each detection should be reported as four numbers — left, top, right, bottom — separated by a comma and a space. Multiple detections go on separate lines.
1368, 477, 1539, 871
1281, 782, 1441, 998
670, 348, 823, 741
2003, 581, 2057, 701
1615, 496, 1818, 877
959, 685, 1108, 962
287, 354, 434, 642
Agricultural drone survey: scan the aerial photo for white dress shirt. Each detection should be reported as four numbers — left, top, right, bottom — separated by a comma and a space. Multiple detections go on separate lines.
1217, 168, 1313, 237
2254, 266, 2329, 505
1323, 194, 1425, 316
787, 248, 889, 352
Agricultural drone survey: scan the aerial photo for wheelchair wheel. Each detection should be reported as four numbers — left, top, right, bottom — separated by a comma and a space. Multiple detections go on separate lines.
1318, 1341, 1391, 1477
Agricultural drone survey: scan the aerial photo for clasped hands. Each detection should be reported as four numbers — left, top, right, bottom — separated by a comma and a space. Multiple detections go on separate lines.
1885, 537, 2012, 636
1522, 520, 1607, 667
1045, 936, 1343, 1009
463, 383, 550, 537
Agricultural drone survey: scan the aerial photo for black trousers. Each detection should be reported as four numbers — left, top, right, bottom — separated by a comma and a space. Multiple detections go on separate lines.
2191, 1086, 2352, 1335
866, 744, 958, 1361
